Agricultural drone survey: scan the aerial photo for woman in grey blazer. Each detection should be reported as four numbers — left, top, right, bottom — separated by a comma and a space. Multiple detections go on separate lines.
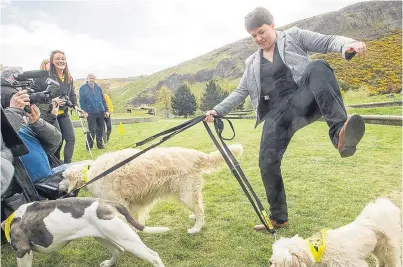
205, 7, 367, 230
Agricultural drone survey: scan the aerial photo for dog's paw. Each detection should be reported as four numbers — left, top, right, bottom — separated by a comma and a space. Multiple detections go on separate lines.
189, 214, 196, 220
100, 259, 116, 267
187, 228, 200, 235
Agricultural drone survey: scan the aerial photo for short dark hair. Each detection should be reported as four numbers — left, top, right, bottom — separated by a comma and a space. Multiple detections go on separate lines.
244, 7, 274, 31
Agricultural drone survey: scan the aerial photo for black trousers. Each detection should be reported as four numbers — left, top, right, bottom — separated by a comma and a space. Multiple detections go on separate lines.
87, 111, 105, 148
54, 114, 75, 164
259, 60, 347, 223
104, 116, 112, 141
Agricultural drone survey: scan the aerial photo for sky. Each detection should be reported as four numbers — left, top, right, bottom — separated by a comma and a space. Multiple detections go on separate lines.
1, 0, 370, 79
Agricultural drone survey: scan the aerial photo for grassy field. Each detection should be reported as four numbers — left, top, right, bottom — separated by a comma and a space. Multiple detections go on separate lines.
1, 117, 401, 267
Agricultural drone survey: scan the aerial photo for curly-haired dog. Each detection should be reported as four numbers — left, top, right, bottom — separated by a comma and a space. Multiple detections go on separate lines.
2, 197, 169, 267
269, 198, 401, 267
59, 145, 243, 234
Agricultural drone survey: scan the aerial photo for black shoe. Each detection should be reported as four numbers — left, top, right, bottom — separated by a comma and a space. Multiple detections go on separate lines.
97, 145, 105, 149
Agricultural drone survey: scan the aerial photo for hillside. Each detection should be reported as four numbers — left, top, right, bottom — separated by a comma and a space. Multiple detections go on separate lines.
96, 1, 402, 110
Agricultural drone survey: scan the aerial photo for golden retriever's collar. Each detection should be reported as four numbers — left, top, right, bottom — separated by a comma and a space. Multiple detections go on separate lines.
82, 164, 91, 183
305, 228, 329, 262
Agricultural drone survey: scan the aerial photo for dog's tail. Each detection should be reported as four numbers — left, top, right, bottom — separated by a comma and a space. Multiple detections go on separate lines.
359, 198, 401, 238
202, 144, 243, 172
113, 203, 169, 234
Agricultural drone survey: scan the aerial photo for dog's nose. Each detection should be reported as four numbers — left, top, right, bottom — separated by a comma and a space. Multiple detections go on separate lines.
58, 182, 68, 193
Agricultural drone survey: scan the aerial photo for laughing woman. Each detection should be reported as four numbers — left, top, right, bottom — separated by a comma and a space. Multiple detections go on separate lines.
34, 50, 79, 163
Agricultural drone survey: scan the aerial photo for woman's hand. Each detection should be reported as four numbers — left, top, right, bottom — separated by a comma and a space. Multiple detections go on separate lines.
204, 110, 218, 123
51, 99, 60, 116
53, 97, 66, 107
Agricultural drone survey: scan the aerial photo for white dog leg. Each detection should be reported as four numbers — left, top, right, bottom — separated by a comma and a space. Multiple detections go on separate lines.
100, 219, 165, 267
95, 237, 123, 267
179, 177, 205, 234
16, 251, 33, 267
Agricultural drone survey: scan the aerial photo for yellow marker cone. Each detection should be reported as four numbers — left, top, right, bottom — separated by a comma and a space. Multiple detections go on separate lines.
119, 122, 124, 134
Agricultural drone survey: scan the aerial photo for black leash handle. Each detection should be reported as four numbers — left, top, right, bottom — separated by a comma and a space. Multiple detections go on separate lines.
206, 117, 276, 235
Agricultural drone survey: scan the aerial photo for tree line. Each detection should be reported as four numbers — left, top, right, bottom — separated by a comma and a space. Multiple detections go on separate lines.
156, 80, 245, 118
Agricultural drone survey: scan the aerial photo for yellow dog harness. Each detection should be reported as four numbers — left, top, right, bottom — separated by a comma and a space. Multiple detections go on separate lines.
82, 164, 90, 183
305, 228, 329, 262
4, 211, 16, 243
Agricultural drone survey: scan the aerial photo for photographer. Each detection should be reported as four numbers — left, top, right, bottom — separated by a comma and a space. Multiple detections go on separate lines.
0, 84, 30, 196
1, 73, 62, 182
32, 51, 79, 163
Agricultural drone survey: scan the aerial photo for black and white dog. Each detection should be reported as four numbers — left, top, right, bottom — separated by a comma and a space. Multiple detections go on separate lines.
2, 197, 169, 267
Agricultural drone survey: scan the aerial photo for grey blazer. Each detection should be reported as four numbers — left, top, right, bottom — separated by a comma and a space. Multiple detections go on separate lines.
213, 27, 356, 124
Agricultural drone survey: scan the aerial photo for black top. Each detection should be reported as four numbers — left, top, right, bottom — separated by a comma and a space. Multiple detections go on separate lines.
258, 43, 297, 121
260, 43, 297, 99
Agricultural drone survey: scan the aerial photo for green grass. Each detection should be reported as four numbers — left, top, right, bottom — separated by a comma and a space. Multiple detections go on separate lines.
347, 106, 402, 116
343, 90, 401, 105
1, 119, 401, 267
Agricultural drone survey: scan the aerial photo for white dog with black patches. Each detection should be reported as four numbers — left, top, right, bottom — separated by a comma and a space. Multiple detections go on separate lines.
59, 145, 243, 234
2, 198, 169, 267
269, 198, 401, 267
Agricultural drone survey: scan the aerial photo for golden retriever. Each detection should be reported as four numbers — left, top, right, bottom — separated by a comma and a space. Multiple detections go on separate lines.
59, 145, 243, 234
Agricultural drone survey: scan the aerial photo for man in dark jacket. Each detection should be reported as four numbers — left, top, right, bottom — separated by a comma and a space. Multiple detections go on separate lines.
79, 73, 109, 149
0, 84, 30, 196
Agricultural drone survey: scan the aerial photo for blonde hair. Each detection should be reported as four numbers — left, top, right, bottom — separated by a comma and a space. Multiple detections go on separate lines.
40, 59, 50, 71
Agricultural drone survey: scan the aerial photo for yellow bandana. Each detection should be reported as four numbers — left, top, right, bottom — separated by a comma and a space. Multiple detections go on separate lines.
82, 164, 90, 183
305, 228, 329, 262
4, 211, 16, 243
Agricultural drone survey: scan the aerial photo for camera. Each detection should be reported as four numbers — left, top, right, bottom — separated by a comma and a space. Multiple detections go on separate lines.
10, 70, 58, 112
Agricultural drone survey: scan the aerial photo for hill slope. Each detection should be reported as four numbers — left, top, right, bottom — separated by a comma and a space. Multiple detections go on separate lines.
104, 1, 402, 110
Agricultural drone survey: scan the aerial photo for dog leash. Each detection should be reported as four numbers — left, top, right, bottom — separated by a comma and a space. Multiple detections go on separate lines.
60, 115, 206, 198
204, 117, 276, 236
60, 115, 277, 236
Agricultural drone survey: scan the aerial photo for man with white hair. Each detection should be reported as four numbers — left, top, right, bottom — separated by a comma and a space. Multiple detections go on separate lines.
79, 73, 109, 150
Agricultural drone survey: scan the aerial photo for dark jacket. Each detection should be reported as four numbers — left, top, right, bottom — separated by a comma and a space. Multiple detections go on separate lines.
79, 82, 108, 113
32, 75, 77, 116
1, 105, 28, 196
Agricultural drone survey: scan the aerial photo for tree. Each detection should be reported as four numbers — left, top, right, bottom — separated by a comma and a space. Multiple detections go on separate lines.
171, 84, 197, 117
155, 86, 172, 118
200, 80, 229, 111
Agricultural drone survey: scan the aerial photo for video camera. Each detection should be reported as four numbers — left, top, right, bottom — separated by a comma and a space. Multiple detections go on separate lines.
10, 70, 61, 112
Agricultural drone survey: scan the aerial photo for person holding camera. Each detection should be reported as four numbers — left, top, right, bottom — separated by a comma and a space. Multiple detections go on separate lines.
33, 58, 66, 127
79, 73, 109, 150
0, 85, 30, 197
32, 51, 79, 163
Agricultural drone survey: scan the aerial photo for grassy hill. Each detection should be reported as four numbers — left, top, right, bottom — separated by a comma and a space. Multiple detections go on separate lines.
80, 1, 401, 111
